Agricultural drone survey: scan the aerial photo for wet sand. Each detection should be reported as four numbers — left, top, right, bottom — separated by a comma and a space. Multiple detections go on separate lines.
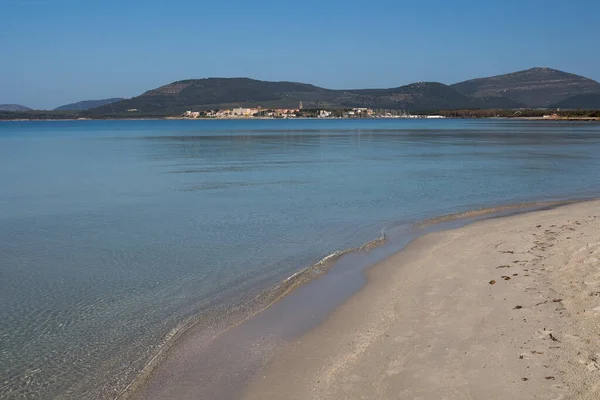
243, 200, 600, 399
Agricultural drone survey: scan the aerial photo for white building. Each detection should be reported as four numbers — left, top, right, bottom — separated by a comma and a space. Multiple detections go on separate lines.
231, 108, 258, 117
183, 111, 200, 118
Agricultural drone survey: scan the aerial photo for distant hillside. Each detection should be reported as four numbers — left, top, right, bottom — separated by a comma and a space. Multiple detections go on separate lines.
54, 98, 124, 111
0, 104, 31, 112
5, 67, 600, 118
88, 78, 520, 115
89, 78, 332, 114
551, 93, 600, 109
452, 67, 600, 108
82, 68, 600, 115
348, 82, 523, 110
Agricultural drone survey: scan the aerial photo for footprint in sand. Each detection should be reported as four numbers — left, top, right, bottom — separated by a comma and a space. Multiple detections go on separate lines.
535, 329, 559, 341
585, 360, 600, 371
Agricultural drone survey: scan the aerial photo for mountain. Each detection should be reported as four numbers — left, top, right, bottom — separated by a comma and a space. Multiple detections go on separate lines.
54, 98, 124, 111
347, 82, 523, 110
551, 93, 600, 109
88, 78, 520, 115
89, 78, 333, 114
451, 67, 600, 108
83, 68, 600, 115
0, 104, 31, 112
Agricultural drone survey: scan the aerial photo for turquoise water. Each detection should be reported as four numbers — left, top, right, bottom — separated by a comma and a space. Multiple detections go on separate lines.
1, 119, 600, 399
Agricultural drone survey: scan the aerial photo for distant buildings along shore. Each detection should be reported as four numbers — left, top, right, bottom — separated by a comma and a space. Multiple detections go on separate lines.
177, 107, 445, 119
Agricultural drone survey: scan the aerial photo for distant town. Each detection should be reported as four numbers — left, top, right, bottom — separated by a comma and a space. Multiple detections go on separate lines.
172, 104, 446, 120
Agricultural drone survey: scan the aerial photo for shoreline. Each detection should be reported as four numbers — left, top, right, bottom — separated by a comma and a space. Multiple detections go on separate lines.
2, 116, 600, 122
123, 198, 593, 400
243, 199, 600, 399
116, 233, 388, 399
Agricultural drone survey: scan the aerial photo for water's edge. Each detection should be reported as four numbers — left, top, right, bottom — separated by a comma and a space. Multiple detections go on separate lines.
115, 233, 387, 399
117, 196, 592, 399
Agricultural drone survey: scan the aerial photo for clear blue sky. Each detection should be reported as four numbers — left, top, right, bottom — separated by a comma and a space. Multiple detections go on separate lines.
2, 0, 599, 109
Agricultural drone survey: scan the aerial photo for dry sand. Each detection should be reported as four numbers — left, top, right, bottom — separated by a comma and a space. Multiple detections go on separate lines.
243, 201, 600, 400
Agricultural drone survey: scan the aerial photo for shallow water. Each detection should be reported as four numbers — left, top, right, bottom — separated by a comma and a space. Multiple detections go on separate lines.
1, 119, 600, 399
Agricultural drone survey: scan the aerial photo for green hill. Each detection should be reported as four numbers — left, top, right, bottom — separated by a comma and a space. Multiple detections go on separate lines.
0, 104, 31, 112
88, 78, 521, 115
89, 78, 329, 114
54, 98, 124, 111
551, 93, 600, 109
5, 68, 600, 118
451, 67, 600, 108
347, 82, 523, 110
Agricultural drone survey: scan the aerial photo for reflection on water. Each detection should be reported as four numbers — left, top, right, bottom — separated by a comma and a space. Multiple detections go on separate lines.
1, 119, 600, 399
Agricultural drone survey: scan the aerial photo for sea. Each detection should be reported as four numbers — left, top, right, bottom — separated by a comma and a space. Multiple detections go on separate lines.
2, 118, 600, 399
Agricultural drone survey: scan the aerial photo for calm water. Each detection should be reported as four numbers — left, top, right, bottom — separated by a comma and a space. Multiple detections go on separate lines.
1, 119, 600, 399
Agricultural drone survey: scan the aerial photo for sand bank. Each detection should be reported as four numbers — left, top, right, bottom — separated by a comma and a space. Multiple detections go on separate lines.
243, 200, 600, 399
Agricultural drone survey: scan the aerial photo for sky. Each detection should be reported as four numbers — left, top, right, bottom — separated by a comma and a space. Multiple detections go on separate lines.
2, 0, 600, 109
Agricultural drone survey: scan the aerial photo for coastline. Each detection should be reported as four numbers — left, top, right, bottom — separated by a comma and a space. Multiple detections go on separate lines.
2, 116, 600, 122
116, 233, 387, 399
242, 199, 600, 399
123, 198, 594, 400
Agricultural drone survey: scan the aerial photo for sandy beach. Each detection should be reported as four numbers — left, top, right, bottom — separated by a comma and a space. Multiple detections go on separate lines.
243, 200, 600, 399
